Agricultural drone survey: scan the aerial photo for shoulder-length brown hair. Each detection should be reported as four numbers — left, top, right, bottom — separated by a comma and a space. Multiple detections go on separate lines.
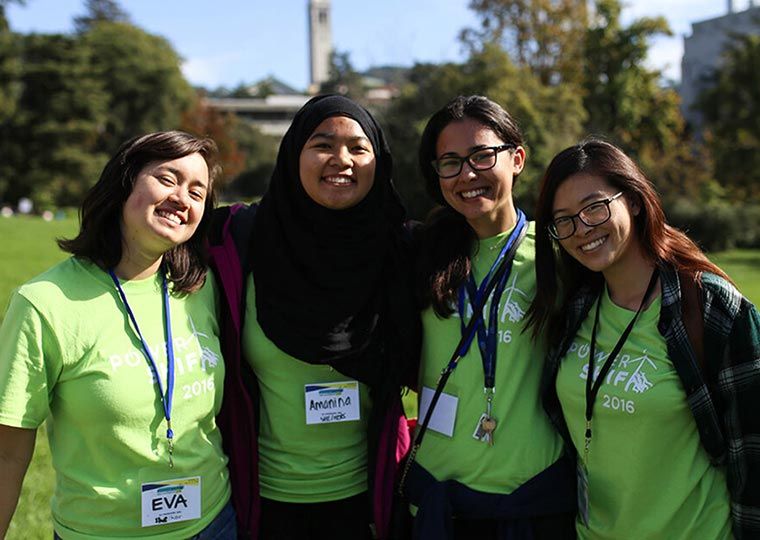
58, 131, 221, 294
526, 138, 731, 344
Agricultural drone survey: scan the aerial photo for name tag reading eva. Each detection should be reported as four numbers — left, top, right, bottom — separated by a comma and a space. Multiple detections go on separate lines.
304, 381, 361, 424
141, 476, 201, 527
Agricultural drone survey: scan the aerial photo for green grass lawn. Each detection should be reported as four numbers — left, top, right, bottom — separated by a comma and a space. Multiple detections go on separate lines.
1, 216, 76, 540
1, 215, 758, 538
711, 249, 760, 305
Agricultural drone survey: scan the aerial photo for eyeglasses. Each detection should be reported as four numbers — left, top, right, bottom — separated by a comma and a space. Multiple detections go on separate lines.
547, 192, 624, 240
432, 144, 515, 179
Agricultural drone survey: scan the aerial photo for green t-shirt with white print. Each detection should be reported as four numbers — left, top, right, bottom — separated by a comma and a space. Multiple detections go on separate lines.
556, 286, 731, 540
0, 257, 230, 540
416, 222, 565, 494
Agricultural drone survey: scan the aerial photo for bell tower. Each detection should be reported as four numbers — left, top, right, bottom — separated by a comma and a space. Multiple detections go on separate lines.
308, 0, 332, 93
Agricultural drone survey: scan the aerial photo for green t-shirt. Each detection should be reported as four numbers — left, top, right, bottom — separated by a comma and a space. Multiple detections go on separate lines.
556, 286, 731, 539
416, 222, 564, 494
0, 258, 230, 540
243, 276, 371, 503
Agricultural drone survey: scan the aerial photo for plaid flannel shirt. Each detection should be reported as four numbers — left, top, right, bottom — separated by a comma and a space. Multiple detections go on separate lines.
542, 265, 760, 539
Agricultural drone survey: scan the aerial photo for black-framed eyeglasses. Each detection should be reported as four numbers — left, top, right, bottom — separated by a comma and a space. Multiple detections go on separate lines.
547, 192, 624, 240
432, 144, 515, 179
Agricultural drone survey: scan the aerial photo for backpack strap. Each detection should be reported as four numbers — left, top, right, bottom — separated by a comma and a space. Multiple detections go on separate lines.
228, 203, 258, 278
680, 271, 705, 374
207, 203, 258, 334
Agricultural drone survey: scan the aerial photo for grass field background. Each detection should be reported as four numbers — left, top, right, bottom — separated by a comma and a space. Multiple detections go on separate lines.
1, 215, 758, 539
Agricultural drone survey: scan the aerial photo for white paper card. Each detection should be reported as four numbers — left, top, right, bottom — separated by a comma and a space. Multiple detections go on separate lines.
418, 386, 458, 437
141, 476, 201, 527
304, 380, 361, 424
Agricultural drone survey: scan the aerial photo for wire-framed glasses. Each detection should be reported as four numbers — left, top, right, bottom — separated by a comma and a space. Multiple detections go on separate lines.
548, 192, 624, 240
432, 144, 515, 179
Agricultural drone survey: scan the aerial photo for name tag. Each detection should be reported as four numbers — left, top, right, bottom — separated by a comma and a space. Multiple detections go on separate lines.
418, 386, 458, 437
141, 476, 201, 527
304, 380, 360, 424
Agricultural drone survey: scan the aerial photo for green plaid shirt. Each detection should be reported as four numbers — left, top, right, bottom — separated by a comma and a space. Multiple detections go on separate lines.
542, 265, 760, 539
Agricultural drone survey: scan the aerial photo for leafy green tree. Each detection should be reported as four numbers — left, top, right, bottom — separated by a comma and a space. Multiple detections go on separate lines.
0, 6, 21, 198
583, 0, 677, 149
82, 21, 194, 157
180, 95, 246, 186
319, 50, 366, 101
1, 33, 109, 207
461, 0, 589, 86
74, 0, 131, 32
224, 120, 279, 199
698, 34, 760, 200
0, 5, 21, 125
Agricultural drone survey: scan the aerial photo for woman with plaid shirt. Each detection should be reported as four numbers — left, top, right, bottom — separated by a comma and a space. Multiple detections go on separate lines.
527, 139, 760, 539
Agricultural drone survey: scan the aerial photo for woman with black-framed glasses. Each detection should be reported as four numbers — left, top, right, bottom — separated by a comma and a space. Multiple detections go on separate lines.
527, 138, 760, 539
406, 95, 576, 539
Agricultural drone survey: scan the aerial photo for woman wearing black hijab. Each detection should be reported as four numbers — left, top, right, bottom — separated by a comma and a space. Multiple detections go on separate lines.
209, 94, 420, 540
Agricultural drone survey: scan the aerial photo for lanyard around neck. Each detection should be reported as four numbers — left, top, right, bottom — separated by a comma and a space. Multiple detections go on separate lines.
583, 268, 660, 462
457, 210, 527, 390
398, 212, 527, 494
108, 268, 176, 468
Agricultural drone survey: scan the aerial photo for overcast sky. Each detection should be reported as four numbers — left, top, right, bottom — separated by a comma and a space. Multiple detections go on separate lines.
6, 0, 754, 90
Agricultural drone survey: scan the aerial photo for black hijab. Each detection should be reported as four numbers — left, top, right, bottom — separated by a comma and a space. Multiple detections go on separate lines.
251, 94, 418, 386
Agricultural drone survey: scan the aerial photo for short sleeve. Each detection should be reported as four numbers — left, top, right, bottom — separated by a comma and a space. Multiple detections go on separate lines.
0, 291, 61, 428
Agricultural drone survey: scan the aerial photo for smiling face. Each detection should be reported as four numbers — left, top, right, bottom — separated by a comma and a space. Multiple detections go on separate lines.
552, 172, 641, 275
298, 115, 376, 210
121, 152, 209, 261
435, 118, 525, 238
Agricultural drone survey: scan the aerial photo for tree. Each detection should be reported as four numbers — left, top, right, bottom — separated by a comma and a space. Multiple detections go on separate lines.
180, 96, 246, 186
0, 6, 22, 198
583, 0, 677, 150
461, 0, 589, 86
319, 50, 366, 101
224, 121, 279, 199
0, 33, 109, 207
82, 21, 194, 157
74, 0, 130, 32
698, 33, 760, 200
0, 4, 21, 124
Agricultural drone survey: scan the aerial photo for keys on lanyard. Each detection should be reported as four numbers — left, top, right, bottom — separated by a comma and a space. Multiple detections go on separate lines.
458, 211, 527, 446
109, 269, 176, 468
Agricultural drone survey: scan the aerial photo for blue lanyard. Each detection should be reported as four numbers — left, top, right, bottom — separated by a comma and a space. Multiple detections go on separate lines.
456, 210, 526, 390
108, 269, 176, 468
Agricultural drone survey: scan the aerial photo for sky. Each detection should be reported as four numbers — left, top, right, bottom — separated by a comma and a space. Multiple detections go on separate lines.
6, 0, 757, 91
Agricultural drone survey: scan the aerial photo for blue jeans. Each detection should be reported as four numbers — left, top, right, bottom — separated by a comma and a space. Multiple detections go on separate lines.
54, 500, 237, 540
190, 501, 237, 540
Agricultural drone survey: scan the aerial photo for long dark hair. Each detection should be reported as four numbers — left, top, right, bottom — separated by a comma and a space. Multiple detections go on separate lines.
416, 95, 525, 316
526, 138, 731, 345
58, 131, 221, 293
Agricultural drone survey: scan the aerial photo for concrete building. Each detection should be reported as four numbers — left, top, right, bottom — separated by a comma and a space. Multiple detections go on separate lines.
204, 93, 310, 137
681, 2, 760, 129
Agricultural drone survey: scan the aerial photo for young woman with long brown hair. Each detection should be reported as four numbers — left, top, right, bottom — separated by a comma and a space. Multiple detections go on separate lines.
528, 138, 760, 539
406, 95, 576, 539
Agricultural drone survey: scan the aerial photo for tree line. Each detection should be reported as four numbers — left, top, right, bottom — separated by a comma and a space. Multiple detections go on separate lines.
0, 0, 758, 250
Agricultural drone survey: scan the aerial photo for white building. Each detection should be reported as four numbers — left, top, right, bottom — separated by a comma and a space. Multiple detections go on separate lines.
681, 2, 760, 129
